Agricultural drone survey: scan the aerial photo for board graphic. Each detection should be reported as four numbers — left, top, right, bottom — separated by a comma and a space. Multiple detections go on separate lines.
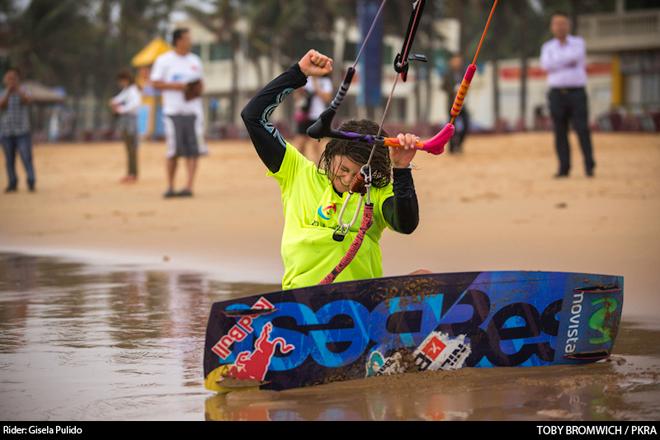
204, 271, 623, 392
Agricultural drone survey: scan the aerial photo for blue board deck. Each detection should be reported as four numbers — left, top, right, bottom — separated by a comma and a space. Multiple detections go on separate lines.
203, 271, 623, 392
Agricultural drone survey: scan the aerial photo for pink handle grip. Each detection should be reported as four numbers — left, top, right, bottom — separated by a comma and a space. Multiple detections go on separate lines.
421, 123, 454, 155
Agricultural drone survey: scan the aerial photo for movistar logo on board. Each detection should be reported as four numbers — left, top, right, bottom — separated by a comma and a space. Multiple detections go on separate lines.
565, 292, 620, 354
565, 291, 584, 354
589, 297, 619, 345
317, 203, 337, 220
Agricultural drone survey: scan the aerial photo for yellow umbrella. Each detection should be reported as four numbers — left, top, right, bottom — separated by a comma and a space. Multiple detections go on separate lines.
131, 37, 172, 68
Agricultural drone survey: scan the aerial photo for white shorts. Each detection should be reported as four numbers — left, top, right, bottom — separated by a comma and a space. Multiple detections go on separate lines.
163, 113, 207, 159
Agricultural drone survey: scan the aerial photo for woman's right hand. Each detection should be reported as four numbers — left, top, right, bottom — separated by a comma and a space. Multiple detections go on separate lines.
298, 50, 333, 77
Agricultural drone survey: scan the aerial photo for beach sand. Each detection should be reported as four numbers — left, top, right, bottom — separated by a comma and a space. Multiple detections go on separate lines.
1, 132, 659, 319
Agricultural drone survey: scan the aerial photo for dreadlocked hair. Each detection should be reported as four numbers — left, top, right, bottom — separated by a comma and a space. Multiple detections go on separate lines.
317, 119, 392, 188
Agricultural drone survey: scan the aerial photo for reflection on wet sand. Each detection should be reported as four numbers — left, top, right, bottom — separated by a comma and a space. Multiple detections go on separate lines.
0, 252, 276, 420
0, 252, 658, 421
204, 352, 660, 421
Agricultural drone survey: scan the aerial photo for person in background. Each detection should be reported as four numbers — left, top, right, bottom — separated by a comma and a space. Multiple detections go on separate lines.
110, 70, 142, 184
292, 75, 333, 161
0, 67, 35, 193
151, 28, 206, 198
442, 54, 471, 154
540, 11, 596, 178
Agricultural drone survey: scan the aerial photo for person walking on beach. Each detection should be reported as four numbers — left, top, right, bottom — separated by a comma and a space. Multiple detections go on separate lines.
151, 28, 207, 198
442, 54, 470, 154
1, 67, 35, 193
540, 11, 596, 178
110, 70, 142, 184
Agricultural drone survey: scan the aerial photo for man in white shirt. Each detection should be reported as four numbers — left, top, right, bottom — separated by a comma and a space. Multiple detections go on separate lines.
151, 28, 207, 198
540, 11, 595, 178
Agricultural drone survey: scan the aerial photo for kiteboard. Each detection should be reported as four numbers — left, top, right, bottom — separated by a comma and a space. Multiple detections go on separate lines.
204, 271, 623, 393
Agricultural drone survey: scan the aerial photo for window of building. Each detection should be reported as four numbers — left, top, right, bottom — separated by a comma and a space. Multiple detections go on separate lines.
209, 42, 232, 61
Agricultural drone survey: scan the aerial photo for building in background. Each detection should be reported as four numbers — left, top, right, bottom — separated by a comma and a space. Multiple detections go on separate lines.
165, 2, 660, 138
452, 1, 660, 132
579, 0, 660, 130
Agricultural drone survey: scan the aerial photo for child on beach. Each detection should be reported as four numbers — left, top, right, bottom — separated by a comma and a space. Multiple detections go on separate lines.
110, 70, 142, 184
241, 50, 423, 290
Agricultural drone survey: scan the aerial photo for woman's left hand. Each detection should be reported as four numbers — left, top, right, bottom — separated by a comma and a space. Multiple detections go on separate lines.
390, 133, 419, 168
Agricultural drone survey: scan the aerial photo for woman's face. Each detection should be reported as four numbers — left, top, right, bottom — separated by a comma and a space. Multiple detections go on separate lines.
330, 155, 362, 194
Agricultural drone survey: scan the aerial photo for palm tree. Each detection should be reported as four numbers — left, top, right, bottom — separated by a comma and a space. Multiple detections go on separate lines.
241, 0, 351, 127
117, 0, 180, 63
4, 0, 181, 137
517, 0, 529, 131
184, 0, 241, 124
5, 0, 99, 135
6, 0, 97, 92
246, 0, 350, 74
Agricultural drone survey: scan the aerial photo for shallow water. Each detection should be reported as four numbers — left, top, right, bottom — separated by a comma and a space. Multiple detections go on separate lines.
0, 252, 658, 421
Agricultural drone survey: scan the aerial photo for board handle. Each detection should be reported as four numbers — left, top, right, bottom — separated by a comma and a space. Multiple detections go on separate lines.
574, 285, 622, 295
564, 350, 611, 361
222, 308, 276, 317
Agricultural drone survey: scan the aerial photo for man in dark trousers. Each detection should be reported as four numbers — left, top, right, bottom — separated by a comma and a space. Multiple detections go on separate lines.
0, 67, 35, 193
540, 11, 596, 178
442, 54, 470, 154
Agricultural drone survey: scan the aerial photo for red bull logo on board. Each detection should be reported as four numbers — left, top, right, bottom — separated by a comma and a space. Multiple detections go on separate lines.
227, 322, 295, 381
211, 297, 275, 360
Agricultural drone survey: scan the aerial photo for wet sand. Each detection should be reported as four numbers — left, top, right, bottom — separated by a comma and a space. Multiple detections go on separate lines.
0, 133, 659, 320
208, 347, 660, 421
0, 253, 658, 421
